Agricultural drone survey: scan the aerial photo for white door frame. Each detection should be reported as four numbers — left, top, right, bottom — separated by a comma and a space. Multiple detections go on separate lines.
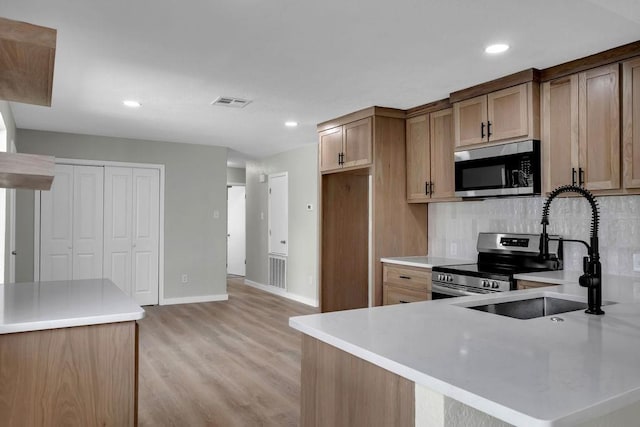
34, 158, 165, 304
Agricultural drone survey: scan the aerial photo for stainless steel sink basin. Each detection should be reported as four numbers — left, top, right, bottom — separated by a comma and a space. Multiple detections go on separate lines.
467, 296, 591, 320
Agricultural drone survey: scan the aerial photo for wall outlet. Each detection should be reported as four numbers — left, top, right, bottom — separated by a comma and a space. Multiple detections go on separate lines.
181, 274, 189, 284
213, 210, 220, 219
634, 253, 640, 272
450, 242, 458, 257
260, 211, 264, 220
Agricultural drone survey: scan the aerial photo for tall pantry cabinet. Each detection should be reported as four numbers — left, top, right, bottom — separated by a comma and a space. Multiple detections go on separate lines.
318, 107, 428, 312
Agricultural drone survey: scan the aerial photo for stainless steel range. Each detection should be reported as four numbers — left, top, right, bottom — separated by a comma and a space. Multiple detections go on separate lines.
431, 232, 563, 298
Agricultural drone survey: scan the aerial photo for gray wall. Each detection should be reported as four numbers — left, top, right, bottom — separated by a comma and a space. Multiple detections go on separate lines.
227, 167, 246, 184
15, 129, 229, 300
246, 145, 318, 304
1, 101, 17, 283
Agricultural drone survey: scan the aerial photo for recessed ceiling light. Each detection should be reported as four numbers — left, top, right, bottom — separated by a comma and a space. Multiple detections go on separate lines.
285, 121, 298, 127
123, 100, 142, 108
485, 44, 510, 54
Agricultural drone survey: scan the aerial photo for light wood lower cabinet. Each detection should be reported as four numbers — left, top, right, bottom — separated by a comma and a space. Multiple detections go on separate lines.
301, 335, 414, 427
516, 280, 559, 290
0, 321, 138, 427
382, 264, 431, 305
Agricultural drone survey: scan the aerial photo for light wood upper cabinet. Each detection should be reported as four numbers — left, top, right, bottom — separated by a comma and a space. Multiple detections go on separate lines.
454, 96, 487, 146
454, 82, 538, 149
318, 118, 372, 173
406, 115, 430, 201
429, 109, 456, 200
406, 109, 455, 202
623, 57, 640, 189
319, 126, 343, 172
542, 64, 620, 192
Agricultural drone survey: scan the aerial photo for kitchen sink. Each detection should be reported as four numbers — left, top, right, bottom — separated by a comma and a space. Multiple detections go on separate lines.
466, 296, 600, 320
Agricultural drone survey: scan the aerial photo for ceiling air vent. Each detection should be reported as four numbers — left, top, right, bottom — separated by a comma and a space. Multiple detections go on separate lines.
211, 96, 252, 108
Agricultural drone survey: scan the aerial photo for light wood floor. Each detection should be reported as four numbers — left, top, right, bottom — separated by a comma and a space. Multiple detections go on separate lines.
137, 277, 318, 426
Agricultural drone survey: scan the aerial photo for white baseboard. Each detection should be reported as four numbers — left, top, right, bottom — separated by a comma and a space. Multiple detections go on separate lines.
243, 279, 319, 307
161, 294, 229, 306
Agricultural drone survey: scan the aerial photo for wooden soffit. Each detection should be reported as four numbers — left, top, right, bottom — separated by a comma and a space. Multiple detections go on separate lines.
0, 16, 57, 106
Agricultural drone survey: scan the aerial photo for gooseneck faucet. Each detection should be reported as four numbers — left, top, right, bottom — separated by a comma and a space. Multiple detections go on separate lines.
539, 184, 604, 315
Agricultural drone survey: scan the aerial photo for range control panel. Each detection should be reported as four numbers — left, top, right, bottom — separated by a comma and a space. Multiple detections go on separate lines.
499, 237, 530, 247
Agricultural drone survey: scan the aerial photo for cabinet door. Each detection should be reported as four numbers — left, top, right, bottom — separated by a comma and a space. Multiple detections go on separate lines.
382, 284, 429, 305
343, 117, 372, 168
454, 95, 487, 147
579, 64, 620, 190
542, 76, 579, 192
406, 114, 430, 202
319, 126, 343, 172
429, 108, 456, 200
623, 57, 640, 189
487, 84, 529, 142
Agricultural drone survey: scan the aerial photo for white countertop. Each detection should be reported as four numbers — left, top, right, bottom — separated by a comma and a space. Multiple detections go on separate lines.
0, 278, 145, 334
380, 256, 472, 269
290, 275, 640, 426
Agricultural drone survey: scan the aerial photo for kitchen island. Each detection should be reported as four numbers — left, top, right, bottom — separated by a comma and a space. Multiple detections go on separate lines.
290, 274, 640, 426
0, 278, 144, 426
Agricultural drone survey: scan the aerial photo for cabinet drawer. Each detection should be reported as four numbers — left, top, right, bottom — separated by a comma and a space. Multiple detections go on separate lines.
383, 265, 431, 291
383, 284, 430, 305
516, 280, 559, 290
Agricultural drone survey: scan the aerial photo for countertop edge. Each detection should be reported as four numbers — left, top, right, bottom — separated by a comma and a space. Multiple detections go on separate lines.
0, 310, 145, 334
380, 256, 472, 269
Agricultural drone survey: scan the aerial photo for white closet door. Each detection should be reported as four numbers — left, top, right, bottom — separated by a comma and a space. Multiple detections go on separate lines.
104, 167, 133, 295
268, 172, 288, 255
72, 166, 104, 280
40, 164, 74, 281
131, 168, 159, 305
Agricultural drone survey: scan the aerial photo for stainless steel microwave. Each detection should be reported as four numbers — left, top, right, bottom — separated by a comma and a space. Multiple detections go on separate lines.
454, 140, 541, 198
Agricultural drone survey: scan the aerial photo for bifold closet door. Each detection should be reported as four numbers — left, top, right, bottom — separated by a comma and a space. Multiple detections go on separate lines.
40, 165, 104, 281
104, 167, 159, 305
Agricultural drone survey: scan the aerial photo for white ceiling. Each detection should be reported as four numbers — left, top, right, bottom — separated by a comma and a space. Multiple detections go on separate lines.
3, 0, 640, 167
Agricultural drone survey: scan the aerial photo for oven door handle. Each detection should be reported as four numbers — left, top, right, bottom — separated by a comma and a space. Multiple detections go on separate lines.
432, 283, 485, 297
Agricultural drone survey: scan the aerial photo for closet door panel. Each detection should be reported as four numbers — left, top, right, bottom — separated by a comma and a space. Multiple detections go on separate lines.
72, 166, 104, 280
40, 164, 74, 281
104, 167, 133, 295
131, 168, 159, 305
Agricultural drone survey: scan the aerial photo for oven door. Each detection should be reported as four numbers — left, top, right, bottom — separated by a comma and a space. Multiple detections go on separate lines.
431, 282, 497, 299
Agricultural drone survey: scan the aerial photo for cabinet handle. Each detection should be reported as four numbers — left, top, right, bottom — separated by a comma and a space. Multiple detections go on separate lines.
425, 181, 429, 195
338, 152, 344, 165
399, 275, 412, 280
399, 300, 410, 304
572, 168, 577, 186
481, 122, 485, 138
487, 121, 492, 138
429, 181, 434, 195
579, 168, 585, 187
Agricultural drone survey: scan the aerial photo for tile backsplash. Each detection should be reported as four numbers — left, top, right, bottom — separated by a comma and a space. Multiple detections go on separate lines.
429, 195, 640, 277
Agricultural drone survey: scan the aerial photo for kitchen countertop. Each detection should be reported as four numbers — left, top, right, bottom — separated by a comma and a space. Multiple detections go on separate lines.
380, 255, 472, 269
0, 278, 145, 334
290, 275, 640, 426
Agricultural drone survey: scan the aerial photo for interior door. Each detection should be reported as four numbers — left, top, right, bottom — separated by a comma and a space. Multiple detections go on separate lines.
72, 166, 104, 280
268, 173, 288, 256
131, 168, 160, 305
104, 167, 133, 295
227, 185, 246, 276
40, 164, 74, 281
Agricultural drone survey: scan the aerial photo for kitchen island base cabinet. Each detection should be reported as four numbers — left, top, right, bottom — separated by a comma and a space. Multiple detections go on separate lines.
0, 321, 138, 427
301, 335, 414, 427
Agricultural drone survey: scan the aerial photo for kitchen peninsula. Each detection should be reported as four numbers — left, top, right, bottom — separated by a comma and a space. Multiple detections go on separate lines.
290, 273, 640, 426
0, 278, 144, 426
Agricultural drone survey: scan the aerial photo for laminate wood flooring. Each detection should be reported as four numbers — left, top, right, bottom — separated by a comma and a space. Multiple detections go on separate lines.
137, 277, 318, 427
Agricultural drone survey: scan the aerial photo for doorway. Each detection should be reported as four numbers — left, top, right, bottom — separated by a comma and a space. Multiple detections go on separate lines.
227, 185, 246, 276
